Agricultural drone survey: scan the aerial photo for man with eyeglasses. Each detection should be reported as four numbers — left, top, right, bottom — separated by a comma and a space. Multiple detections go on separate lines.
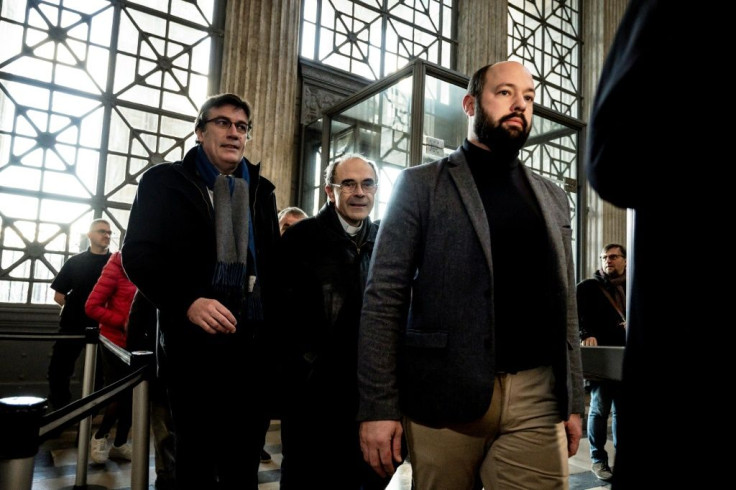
277, 154, 396, 489
576, 243, 627, 482
47, 218, 112, 411
122, 93, 280, 489
357, 61, 584, 489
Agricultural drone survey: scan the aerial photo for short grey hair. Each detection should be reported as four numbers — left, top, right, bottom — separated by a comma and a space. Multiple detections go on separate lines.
278, 206, 308, 221
88, 218, 110, 231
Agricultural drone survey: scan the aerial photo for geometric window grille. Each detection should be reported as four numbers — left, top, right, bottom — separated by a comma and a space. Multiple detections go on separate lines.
0, 0, 224, 305
508, 0, 582, 264
299, 0, 458, 216
508, 0, 582, 118
300, 0, 457, 80
508, 0, 583, 266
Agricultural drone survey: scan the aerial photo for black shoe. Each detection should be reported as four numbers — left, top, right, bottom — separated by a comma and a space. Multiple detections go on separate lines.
260, 449, 272, 463
155, 477, 176, 490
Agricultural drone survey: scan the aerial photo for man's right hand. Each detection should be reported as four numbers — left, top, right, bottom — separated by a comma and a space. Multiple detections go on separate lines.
581, 336, 599, 346
187, 298, 237, 334
359, 420, 404, 478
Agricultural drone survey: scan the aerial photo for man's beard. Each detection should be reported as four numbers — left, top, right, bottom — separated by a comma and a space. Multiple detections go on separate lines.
474, 102, 530, 153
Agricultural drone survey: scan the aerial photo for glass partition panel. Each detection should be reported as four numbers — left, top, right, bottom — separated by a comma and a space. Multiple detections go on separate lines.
320, 59, 581, 231
329, 74, 414, 219
422, 74, 467, 164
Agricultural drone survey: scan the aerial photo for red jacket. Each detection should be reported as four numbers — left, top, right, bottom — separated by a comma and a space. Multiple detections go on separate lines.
85, 251, 137, 348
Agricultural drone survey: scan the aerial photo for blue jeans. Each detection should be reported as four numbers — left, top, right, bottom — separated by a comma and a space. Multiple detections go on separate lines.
587, 380, 622, 464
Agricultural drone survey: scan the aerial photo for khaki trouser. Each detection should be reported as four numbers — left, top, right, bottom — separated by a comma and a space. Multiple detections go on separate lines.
404, 365, 568, 490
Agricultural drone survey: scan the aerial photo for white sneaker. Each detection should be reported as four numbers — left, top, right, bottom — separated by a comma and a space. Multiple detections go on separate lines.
109, 441, 133, 461
90, 434, 110, 463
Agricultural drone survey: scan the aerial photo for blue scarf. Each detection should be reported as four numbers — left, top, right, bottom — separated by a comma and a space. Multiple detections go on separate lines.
195, 145, 262, 320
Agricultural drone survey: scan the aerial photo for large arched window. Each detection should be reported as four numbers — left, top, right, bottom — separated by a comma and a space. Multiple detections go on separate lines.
0, 0, 224, 306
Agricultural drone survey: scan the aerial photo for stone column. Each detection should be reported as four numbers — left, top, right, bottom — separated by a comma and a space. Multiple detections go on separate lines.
220, 0, 301, 210
456, 0, 508, 76
580, 0, 629, 276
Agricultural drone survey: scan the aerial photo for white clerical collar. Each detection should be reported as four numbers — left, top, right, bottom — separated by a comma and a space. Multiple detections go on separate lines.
336, 212, 363, 236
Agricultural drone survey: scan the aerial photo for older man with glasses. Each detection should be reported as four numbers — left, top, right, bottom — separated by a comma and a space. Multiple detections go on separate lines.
576, 243, 627, 482
277, 154, 399, 490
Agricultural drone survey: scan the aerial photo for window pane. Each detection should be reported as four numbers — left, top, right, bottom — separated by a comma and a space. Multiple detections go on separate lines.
0, 1, 222, 305
301, 0, 456, 80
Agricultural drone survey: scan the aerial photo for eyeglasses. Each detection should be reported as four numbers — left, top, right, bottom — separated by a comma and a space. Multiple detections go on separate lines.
94, 229, 113, 236
330, 179, 378, 194
600, 254, 623, 261
203, 117, 253, 139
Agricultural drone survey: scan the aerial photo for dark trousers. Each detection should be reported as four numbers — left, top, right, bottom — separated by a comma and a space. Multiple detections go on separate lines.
165, 335, 264, 490
151, 377, 176, 489
47, 338, 103, 411
281, 412, 393, 490
260, 417, 271, 453
279, 366, 398, 490
95, 348, 133, 445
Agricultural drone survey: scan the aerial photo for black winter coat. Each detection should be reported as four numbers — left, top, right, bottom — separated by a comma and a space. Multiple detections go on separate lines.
122, 146, 280, 358
576, 271, 626, 347
278, 202, 378, 415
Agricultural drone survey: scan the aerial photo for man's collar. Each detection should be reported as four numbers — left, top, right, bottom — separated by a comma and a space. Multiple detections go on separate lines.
336, 211, 363, 236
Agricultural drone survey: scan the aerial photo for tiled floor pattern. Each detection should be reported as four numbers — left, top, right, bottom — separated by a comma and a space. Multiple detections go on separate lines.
28, 418, 613, 489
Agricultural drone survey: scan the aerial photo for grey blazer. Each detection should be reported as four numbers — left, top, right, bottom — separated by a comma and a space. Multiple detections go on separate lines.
356, 147, 584, 426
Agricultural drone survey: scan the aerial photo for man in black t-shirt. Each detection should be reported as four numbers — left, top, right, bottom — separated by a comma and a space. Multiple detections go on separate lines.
47, 218, 112, 411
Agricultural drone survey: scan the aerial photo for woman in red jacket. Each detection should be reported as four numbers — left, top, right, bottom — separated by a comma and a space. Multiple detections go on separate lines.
85, 250, 137, 463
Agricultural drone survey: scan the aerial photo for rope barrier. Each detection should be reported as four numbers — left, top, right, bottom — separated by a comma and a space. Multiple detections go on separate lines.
0, 326, 153, 490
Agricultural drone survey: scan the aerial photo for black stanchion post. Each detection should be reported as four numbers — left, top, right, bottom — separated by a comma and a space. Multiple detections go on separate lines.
130, 350, 153, 490
0, 396, 47, 490
74, 326, 103, 489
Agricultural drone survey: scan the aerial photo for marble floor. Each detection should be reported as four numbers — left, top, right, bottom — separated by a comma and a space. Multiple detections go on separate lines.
27, 417, 614, 490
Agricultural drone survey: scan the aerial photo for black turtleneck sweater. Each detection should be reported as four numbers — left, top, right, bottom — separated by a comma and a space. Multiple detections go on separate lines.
463, 139, 557, 373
